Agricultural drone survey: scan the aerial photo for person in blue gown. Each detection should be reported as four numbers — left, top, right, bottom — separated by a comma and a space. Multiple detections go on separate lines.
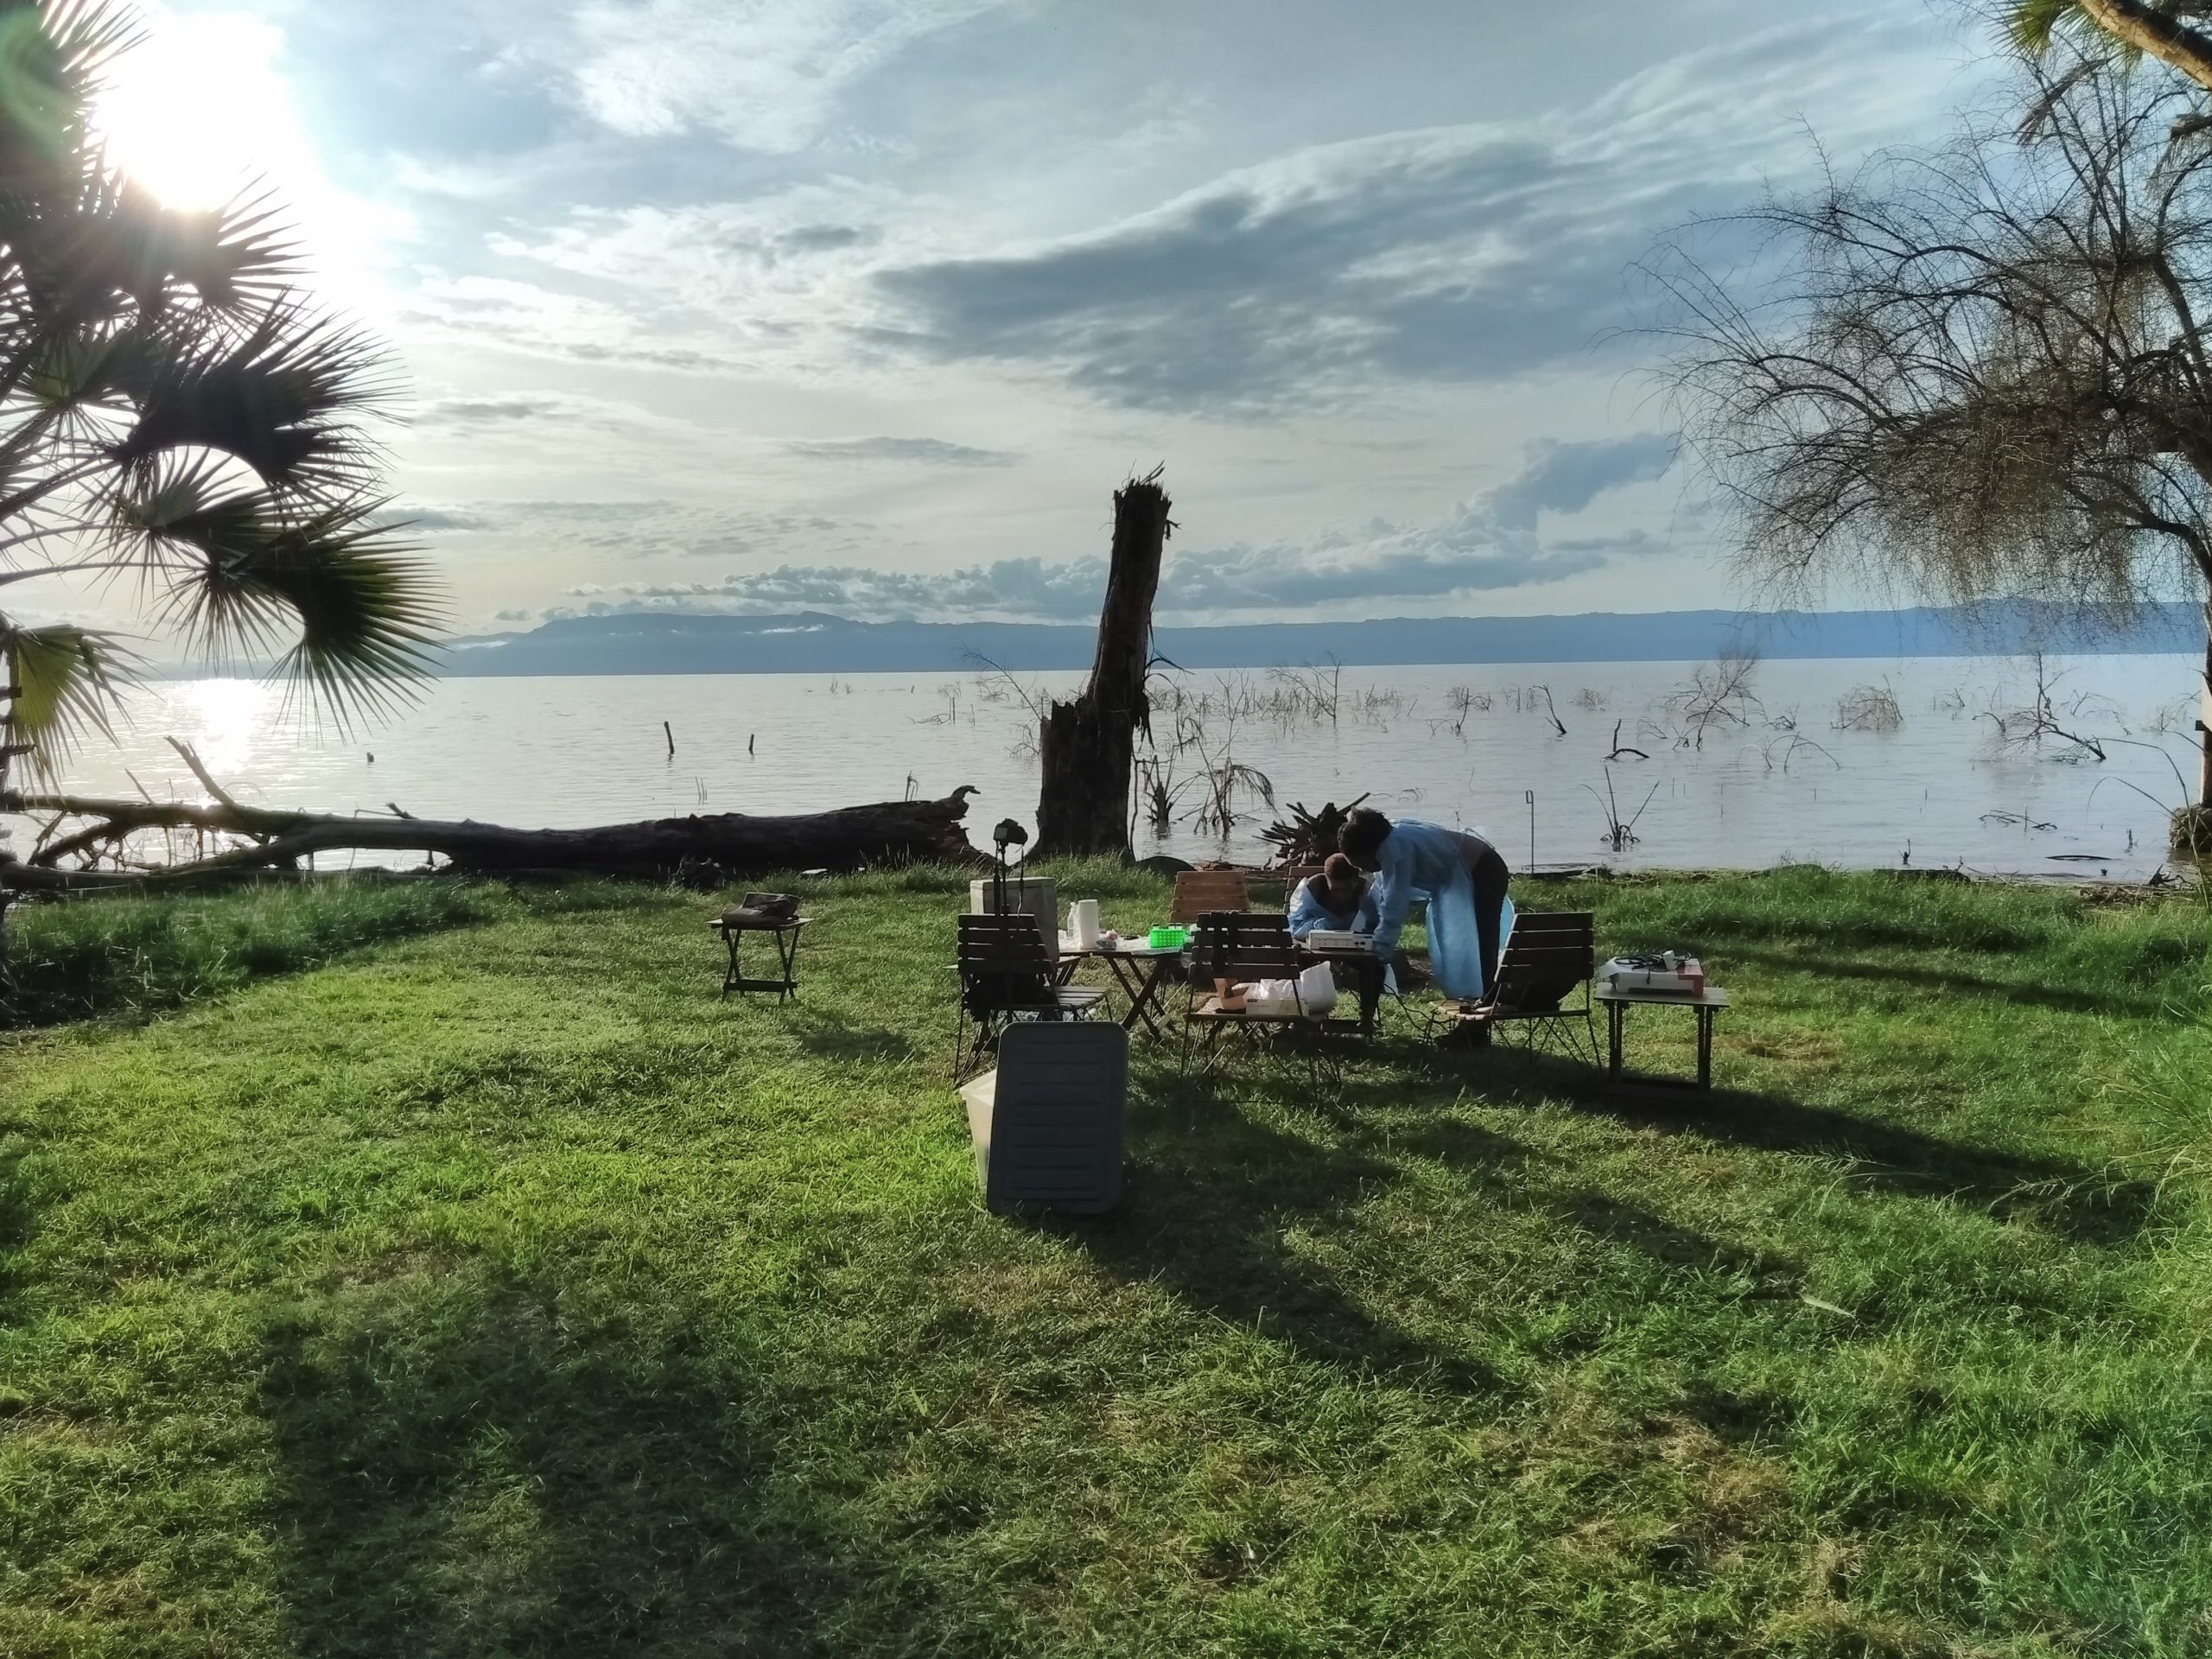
1287, 854, 1380, 941
1339, 807, 1512, 1004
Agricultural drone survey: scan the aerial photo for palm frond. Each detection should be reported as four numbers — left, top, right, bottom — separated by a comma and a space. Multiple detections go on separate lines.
0, 1, 143, 167
2009, 0, 2082, 53
53, 177, 301, 320
109, 454, 273, 567
162, 499, 442, 725
0, 2, 447, 759
0, 614, 139, 780
142, 190, 302, 311
109, 304, 397, 493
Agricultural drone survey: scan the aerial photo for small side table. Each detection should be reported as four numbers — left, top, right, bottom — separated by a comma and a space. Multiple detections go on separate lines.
711, 913, 809, 1001
1595, 985, 1730, 1089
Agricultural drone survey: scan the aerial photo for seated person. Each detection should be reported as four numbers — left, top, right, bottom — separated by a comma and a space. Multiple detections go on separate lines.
1287, 853, 1380, 941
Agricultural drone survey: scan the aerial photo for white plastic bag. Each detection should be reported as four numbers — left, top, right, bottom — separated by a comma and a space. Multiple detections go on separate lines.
1245, 965, 1340, 1018
1297, 962, 1338, 1016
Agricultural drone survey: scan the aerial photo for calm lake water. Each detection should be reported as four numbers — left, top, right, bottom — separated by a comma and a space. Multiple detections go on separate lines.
4, 655, 2202, 881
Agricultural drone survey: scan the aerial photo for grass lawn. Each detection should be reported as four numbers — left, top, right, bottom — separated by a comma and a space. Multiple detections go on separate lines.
0, 865, 2208, 1657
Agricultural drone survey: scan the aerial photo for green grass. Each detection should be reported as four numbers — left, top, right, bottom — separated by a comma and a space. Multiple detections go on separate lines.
1, 877, 613, 1027
0, 864, 2207, 1657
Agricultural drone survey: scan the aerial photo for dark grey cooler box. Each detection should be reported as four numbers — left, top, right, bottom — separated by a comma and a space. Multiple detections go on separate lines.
958, 1020, 1128, 1214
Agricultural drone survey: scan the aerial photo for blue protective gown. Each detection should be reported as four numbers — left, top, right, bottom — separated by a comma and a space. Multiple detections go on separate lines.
1368, 818, 1515, 1001
1287, 877, 1380, 941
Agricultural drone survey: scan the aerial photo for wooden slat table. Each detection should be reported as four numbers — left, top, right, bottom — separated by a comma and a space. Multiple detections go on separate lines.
1594, 984, 1730, 1089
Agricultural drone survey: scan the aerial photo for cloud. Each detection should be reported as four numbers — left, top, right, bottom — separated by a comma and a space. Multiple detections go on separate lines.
563, 430, 1677, 620
1160, 433, 1675, 609
1483, 433, 1678, 532
563, 0, 1015, 151
583, 554, 1108, 620
410, 390, 707, 438
781, 435, 1018, 466
395, 275, 749, 372
871, 19, 1953, 408
422, 182, 918, 373
401, 498, 874, 561
419, 16, 1950, 399
397, 503, 504, 533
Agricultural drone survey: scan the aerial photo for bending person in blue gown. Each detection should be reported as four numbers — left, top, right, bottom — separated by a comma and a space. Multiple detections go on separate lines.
1287, 853, 1380, 941
1339, 807, 1512, 1004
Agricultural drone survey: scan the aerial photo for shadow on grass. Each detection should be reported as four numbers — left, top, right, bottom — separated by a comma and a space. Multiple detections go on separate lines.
780, 1007, 921, 1065
1554, 1191, 1796, 1282
1475, 1050, 2158, 1248
257, 1270, 927, 1659
1718, 941, 2183, 1020
1033, 1074, 1510, 1396
1600, 894, 2063, 958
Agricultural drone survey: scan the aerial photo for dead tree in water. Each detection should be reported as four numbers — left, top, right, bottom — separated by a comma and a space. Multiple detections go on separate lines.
1034, 469, 1173, 858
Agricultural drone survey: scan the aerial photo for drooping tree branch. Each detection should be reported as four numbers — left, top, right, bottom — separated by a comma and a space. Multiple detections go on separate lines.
1650, 38, 2212, 804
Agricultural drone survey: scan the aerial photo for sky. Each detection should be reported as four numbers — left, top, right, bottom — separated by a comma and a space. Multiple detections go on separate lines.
89, 0, 2004, 636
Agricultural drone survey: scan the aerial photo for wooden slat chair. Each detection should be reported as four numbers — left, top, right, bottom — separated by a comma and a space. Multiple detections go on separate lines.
1453, 910, 1599, 1060
954, 912, 1105, 1082
1170, 869, 1252, 925
959, 1020, 1128, 1214
1184, 910, 1359, 1072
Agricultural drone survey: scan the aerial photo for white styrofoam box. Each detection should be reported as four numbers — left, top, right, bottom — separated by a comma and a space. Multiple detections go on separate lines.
969, 876, 1058, 940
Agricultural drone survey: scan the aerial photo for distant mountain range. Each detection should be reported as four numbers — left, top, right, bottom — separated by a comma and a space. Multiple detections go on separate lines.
431, 601, 2202, 677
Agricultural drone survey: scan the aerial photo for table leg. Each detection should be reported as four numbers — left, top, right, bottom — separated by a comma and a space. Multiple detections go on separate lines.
1696, 1006, 1713, 1089
1116, 957, 1170, 1041
1608, 1001, 1624, 1079
721, 931, 739, 998
776, 927, 800, 1001
1100, 955, 1134, 1027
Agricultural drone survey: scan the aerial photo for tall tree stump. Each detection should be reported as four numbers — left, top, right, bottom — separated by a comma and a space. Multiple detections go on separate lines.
1034, 471, 1172, 859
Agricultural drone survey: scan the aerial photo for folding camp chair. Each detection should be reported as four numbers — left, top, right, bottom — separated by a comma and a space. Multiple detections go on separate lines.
953, 912, 1105, 1082
1448, 910, 1599, 1060
959, 1020, 1128, 1214
1170, 869, 1251, 925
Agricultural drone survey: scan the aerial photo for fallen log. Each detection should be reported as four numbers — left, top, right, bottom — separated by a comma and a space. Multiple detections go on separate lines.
1, 786, 982, 887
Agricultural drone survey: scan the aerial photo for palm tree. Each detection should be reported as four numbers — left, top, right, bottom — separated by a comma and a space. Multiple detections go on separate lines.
2005, 3, 2212, 92
0, 1, 438, 943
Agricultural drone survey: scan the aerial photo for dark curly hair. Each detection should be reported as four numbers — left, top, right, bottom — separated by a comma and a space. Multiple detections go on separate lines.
1338, 806, 1393, 862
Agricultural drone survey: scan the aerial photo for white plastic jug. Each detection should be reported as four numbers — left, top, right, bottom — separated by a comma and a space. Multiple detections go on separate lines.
1069, 899, 1102, 949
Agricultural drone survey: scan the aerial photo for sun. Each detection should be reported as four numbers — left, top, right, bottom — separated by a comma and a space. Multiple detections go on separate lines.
94, 13, 298, 212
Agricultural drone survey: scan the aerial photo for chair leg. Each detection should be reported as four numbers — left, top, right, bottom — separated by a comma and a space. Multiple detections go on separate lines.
1197, 1020, 1229, 1077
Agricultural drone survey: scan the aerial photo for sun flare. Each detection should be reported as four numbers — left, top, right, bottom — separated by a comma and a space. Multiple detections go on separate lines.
93, 13, 296, 212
